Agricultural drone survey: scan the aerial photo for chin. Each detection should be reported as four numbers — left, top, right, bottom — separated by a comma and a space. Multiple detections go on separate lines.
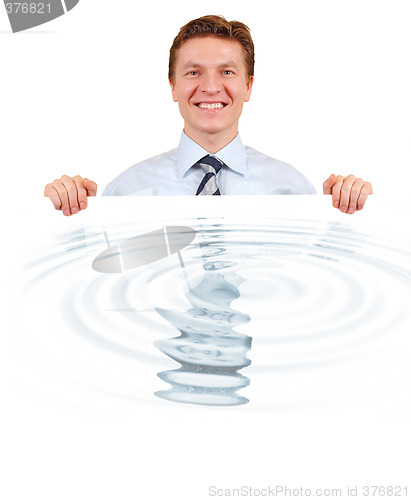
198, 122, 227, 135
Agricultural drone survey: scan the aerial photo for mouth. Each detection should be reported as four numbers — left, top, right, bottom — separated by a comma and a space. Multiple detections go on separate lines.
195, 102, 227, 109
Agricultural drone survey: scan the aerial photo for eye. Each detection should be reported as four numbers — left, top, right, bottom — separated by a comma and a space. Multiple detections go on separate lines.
186, 70, 199, 76
223, 70, 234, 75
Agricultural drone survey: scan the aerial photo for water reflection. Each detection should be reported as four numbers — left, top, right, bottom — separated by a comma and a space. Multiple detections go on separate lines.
155, 271, 252, 406
19, 214, 411, 410
92, 226, 196, 273
91, 225, 253, 406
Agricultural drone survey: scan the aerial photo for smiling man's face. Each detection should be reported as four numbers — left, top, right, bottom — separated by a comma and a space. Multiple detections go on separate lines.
169, 36, 254, 153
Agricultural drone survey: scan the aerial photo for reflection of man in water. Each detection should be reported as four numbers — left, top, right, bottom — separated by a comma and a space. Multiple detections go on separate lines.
91, 224, 253, 406
44, 15, 372, 214
155, 271, 252, 406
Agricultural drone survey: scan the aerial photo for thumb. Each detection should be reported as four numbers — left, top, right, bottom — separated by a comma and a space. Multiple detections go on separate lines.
84, 178, 98, 196
323, 174, 336, 194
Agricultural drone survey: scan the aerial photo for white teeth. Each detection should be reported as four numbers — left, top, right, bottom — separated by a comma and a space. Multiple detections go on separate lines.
197, 103, 225, 109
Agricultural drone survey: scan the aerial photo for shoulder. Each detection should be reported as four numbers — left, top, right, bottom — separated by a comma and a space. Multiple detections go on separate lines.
120, 148, 177, 174
245, 146, 294, 170
102, 148, 177, 196
244, 146, 316, 194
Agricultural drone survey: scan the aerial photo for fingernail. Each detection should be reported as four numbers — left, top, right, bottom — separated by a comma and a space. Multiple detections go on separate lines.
333, 201, 339, 208
71, 207, 78, 214
341, 206, 347, 212
348, 208, 355, 214
63, 209, 70, 216
80, 202, 86, 209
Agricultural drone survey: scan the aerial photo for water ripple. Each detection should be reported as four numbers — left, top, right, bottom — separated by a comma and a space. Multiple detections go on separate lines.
16, 217, 411, 409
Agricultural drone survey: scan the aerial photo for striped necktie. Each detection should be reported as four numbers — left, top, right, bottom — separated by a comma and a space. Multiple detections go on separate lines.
195, 155, 224, 196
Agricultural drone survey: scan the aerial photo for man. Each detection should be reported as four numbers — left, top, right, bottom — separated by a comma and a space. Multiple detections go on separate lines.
44, 15, 372, 215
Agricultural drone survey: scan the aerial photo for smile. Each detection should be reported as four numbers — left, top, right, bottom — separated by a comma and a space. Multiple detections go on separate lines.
196, 102, 227, 109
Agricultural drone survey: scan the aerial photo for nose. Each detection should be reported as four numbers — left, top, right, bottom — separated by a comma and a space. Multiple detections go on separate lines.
200, 72, 222, 93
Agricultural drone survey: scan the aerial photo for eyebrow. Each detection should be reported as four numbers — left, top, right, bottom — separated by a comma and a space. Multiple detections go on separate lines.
181, 61, 240, 70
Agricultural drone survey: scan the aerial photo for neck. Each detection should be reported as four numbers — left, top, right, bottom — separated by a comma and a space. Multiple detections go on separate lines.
184, 128, 238, 154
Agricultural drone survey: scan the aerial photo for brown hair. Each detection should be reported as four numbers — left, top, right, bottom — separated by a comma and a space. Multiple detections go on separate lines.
168, 15, 255, 82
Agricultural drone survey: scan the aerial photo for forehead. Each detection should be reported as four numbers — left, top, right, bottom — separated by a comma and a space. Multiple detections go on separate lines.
175, 36, 246, 69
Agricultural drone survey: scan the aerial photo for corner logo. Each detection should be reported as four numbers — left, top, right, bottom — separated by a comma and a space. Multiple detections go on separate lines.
4, 0, 79, 33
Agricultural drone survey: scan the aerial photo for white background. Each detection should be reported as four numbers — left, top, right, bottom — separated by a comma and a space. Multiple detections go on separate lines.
1, 0, 410, 197
1, 2, 410, 499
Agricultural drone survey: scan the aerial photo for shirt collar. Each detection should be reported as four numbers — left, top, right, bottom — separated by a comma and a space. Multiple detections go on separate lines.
177, 131, 248, 178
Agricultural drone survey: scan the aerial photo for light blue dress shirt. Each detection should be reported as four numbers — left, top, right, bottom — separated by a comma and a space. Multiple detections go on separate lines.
102, 132, 316, 196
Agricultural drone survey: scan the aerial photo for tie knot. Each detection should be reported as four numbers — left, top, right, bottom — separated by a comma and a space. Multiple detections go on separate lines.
198, 154, 224, 175
195, 155, 224, 196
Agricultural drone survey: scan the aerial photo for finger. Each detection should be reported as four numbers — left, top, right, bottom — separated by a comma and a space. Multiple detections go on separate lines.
347, 178, 364, 214
357, 182, 373, 210
84, 178, 98, 197
323, 174, 336, 194
52, 179, 71, 215
338, 175, 356, 213
44, 183, 63, 210
330, 175, 344, 209
60, 175, 81, 215
72, 175, 88, 210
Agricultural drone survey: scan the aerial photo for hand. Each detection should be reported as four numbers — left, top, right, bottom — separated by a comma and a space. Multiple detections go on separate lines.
44, 175, 97, 216
323, 174, 373, 214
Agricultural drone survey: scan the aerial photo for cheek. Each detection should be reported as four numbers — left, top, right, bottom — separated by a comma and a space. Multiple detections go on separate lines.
180, 85, 198, 103
230, 83, 249, 101
171, 81, 195, 101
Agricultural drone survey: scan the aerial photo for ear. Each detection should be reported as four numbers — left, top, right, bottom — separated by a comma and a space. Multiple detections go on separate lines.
244, 76, 254, 102
169, 78, 178, 102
